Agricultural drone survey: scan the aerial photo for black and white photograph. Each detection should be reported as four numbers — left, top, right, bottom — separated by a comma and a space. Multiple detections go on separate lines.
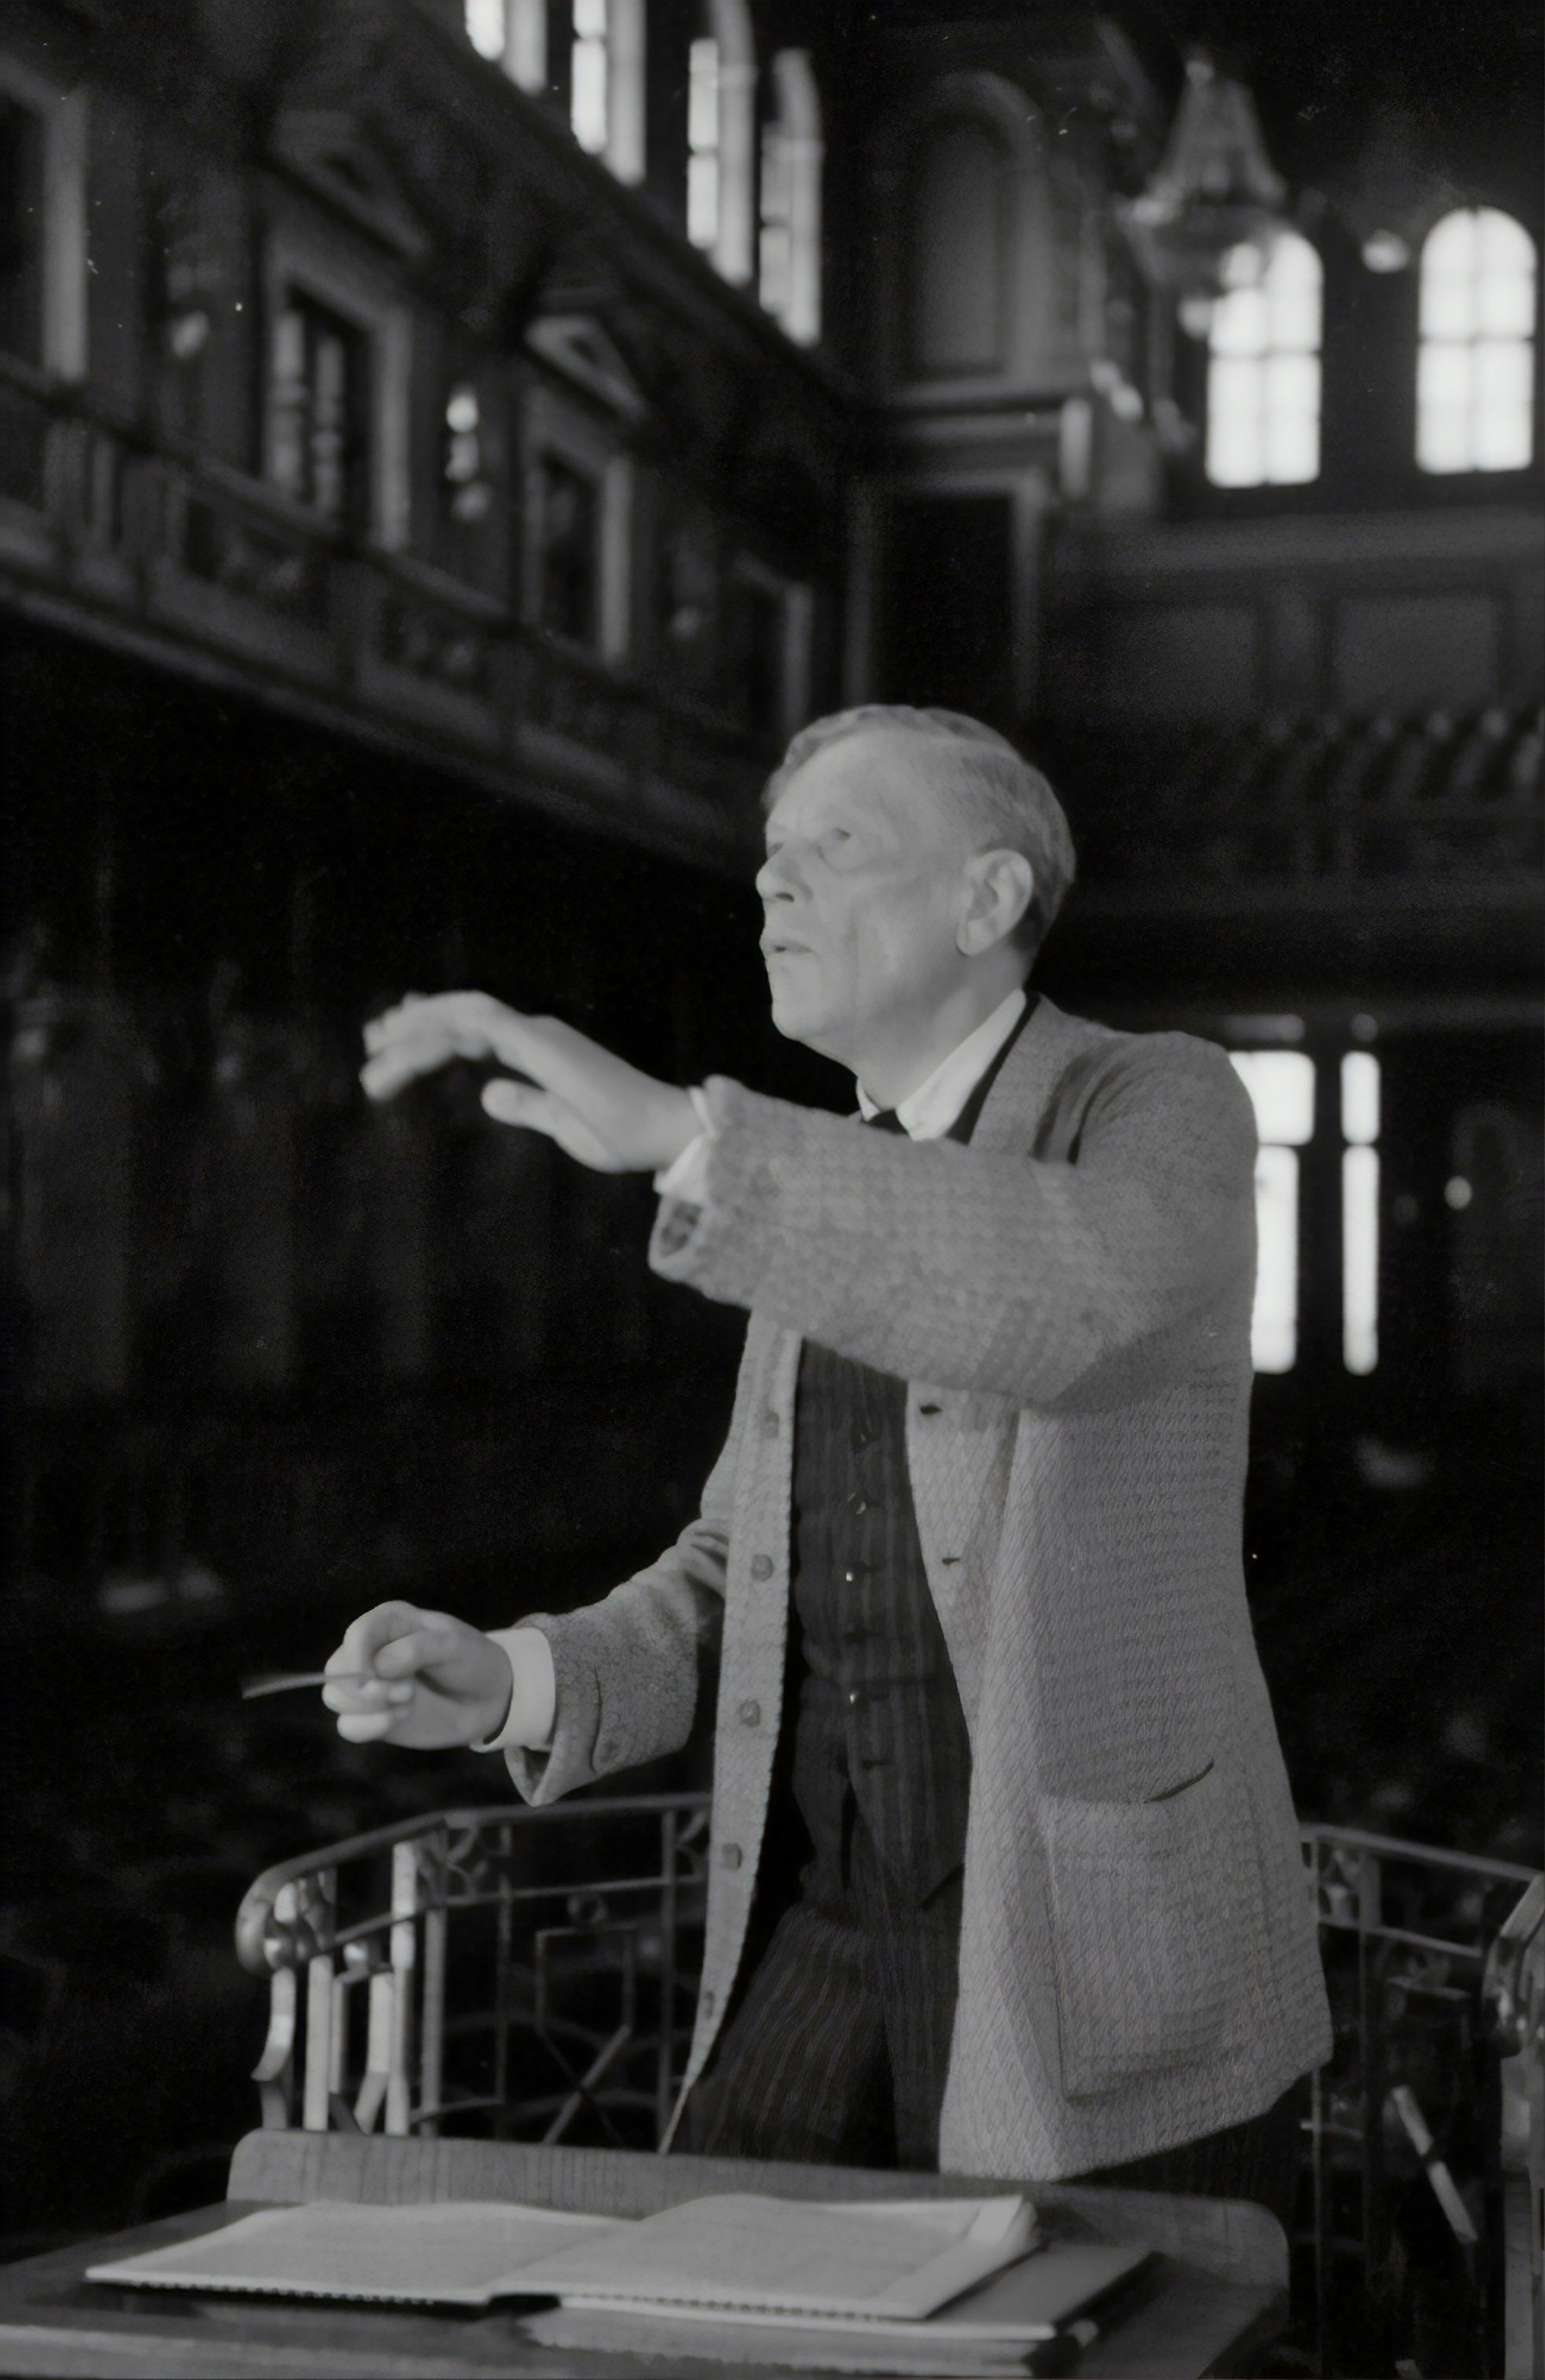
0, 1, 1539, 2374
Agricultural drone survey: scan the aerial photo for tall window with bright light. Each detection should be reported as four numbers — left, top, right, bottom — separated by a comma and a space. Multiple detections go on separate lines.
1229, 1049, 1315, 1373
1341, 1052, 1380, 1375
1205, 232, 1322, 488
465, 0, 505, 63
1417, 208, 1536, 474
465, 0, 545, 87
687, 36, 720, 252
571, 0, 609, 155
483, 0, 639, 168
759, 49, 822, 346
685, 3, 754, 284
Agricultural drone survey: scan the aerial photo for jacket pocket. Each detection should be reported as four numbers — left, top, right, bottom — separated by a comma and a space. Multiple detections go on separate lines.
1043, 1763, 1250, 2099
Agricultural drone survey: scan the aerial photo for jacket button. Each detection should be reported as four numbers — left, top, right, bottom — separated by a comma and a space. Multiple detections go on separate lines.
760, 1411, 780, 1437
737, 1699, 761, 1727
598, 1739, 618, 1765
847, 1688, 866, 1710
750, 1553, 774, 1580
720, 1843, 743, 1869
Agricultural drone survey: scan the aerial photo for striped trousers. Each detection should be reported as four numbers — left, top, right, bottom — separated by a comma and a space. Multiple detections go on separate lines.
679, 1805, 962, 2171
678, 1803, 1303, 2225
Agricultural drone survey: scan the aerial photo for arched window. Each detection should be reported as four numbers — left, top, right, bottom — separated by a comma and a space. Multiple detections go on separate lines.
759, 49, 822, 346
907, 118, 1008, 377
1417, 207, 1536, 473
1205, 231, 1322, 487
686, 0, 756, 286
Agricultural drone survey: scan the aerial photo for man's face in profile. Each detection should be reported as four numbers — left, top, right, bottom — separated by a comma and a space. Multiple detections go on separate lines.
755, 730, 975, 1068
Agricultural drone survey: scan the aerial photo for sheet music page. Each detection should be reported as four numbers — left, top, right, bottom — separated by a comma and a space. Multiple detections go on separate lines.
516, 2192, 1037, 2319
554, 2239, 1150, 2341
87, 2200, 624, 2305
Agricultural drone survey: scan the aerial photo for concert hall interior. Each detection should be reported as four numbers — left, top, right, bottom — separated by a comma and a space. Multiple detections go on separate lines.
0, 2, 1539, 2372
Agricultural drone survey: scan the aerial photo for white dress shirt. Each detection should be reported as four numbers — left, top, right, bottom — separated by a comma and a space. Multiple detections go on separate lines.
477, 985, 1028, 1755
656, 984, 1027, 1203
854, 986, 1027, 1139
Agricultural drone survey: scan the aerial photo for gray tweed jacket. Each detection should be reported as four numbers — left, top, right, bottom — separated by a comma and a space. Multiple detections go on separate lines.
504, 995, 1333, 2179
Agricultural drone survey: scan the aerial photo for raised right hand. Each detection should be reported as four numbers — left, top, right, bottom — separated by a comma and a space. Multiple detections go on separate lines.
321, 1601, 513, 1748
359, 993, 697, 1176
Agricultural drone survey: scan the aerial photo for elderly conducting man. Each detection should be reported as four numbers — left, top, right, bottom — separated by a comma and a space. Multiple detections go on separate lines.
324, 704, 1331, 2216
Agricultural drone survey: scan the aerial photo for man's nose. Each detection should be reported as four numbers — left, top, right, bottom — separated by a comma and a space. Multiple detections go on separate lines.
755, 847, 803, 902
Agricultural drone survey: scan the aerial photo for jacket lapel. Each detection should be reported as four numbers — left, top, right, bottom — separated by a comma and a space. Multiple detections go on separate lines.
964, 995, 1096, 1157
908, 998, 1099, 1734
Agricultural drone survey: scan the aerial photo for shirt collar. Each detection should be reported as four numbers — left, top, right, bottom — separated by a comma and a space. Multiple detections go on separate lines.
856, 987, 1028, 1140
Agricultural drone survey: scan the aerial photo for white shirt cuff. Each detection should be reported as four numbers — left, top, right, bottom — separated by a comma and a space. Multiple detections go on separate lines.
474, 1625, 557, 1754
653, 1085, 715, 1200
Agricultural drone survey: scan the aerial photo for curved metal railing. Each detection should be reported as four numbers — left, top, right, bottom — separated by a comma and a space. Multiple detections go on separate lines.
234, 1800, 1543, 2369
234, 1794, 711, 2148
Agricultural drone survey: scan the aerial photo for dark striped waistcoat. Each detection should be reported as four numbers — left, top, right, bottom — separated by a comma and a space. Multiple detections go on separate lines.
783, 999, 1035, 1908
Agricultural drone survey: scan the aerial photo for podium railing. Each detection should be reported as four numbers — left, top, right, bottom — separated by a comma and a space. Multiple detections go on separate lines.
1301, 1823, 1542, 2377
236, 1804, 1543, 2368
235, 1794, 711, 2150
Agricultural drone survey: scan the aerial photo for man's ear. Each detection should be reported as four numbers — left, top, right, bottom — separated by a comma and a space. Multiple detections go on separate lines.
956, 849, 1035, 956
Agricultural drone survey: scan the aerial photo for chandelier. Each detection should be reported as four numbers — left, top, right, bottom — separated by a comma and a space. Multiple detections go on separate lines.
1119, 53, 1289, 300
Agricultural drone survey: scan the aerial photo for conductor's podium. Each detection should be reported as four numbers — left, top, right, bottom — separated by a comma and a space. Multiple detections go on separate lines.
4, 1797, 1532, 2375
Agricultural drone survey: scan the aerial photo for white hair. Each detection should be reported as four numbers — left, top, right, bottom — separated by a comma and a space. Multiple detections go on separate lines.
763, 705, 1077, 955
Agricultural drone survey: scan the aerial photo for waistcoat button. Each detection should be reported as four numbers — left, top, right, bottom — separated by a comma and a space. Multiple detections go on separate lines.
750, 1553, 774, 1580
700, 1990, 715, 2017
720, 1842, 743, 1869
737, 1699, 761, 1727
760, 1411, 780, 1437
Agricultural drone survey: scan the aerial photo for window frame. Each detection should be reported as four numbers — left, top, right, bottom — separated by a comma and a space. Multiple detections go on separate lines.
522, 383, 632, 665
759, 48, 822, 347
465, 0, 548, 96
1202, 230, 1324, 492
725, 551, 812, 748
260, 229, 411, 549
1229, 1045, 1317, 1376
0, 50, 87, 383
1415, 205, 1538, 478
685, 0, 756, 287
565, 0, 646, 186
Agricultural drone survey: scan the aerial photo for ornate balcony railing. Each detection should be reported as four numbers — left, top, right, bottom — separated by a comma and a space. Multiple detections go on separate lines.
0, 357, 767, 874
1067, 710, 1544, 903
